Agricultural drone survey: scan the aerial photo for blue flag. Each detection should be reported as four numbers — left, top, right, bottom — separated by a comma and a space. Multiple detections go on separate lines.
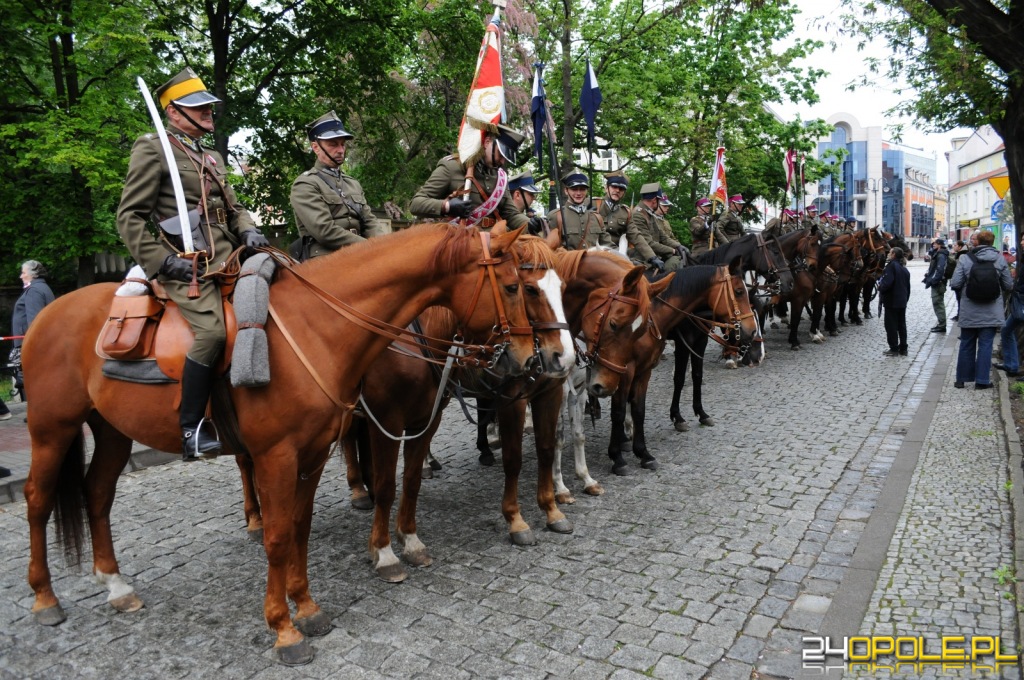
531, 63, 547, 172
579, 58, 602, 147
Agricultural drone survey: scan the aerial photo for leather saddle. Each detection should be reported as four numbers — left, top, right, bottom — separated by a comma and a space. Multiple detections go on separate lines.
95, 279, 237, 381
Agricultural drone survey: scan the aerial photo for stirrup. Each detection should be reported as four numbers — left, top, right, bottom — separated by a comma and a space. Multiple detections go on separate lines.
182, 417, 221, 461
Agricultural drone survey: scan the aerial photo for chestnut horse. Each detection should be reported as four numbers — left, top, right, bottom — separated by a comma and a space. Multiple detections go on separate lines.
607, 259, 762, 475
22, 224, 565, 665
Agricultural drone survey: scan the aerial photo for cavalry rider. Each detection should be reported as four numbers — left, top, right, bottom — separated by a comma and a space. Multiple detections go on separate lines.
546, 169, 606, 249
116, 68, 268, 460
655, 193, 690, 265
690, 197, 728, 256
763, 208, 797, 239
834, 215, 848, 232
509, 171, 547, 235
598, 172, 654, 260
802, 204, 821, 231
410, 124, 530, 229
629, 183, 681, 271
716, 194, 747, 243
290, 111, 387, 259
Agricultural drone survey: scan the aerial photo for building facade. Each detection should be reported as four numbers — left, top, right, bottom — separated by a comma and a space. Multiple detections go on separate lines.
945, 126, 1010, 246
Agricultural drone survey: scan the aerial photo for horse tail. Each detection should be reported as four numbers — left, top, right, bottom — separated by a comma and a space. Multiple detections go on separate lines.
211, 380, 251, 458
53, 430, 88, 566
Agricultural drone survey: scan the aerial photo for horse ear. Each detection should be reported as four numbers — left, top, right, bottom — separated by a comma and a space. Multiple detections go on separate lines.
491, 220, 508, 236
648, 272, 675, 297
490, 225, 526, 255
728, 256, 743, 277
545, 228, 562, 251
622, 265, 645, 293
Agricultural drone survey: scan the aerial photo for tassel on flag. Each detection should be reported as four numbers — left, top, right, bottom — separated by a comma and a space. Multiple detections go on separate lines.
456, 11, 506, 167
709, 146, 728, 207
531, 63, 547, 173
579, 58, 602, 147
784, 149, 797, 199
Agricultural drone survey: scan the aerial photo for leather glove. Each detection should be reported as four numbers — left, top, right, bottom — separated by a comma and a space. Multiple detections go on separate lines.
160, 255, 198, 283
528, 215, 546, 235
243, 230, 269, 252
446, 198, 472, 218
648, 256, 666, 272
675, 245, 690, 258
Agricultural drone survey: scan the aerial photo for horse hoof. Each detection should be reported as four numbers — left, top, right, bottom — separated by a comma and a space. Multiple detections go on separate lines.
854, 319, 863, 325
34, 605, 66, 627
428, 458, 443, 471
638, 455, 658, 471
610, 463, 630, 477
699, 417, 715, 427
295, 611, 333, 638
584, 483, 605, 496
403, 549, 433, 568
478, 451, 495, 466
510, 530, 537, 546
248, 528, 264, 544
724, 360, 738, 369
547, 518, 574, 534
276, 639, 315, 666
555, 492, 576, 505
828, 330, 839, 337
812, 336, 823, 344
421, 465, 433, 479
376, 562, 408, 583
351, 495, 374, 511
673, 420, 690, 432
110, 592, 144, 613
790, 345, 801, 351
770, 321, 779, 329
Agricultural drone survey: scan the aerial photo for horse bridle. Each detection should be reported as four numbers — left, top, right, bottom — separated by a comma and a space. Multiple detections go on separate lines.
751, 233, 787, 296
657, 267, 759, 357
515, 259, 572, 379
576, 282, 650, 375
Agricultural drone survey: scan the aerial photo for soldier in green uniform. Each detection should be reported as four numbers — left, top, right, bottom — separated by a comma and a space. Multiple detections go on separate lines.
764, 208, 798, 239
655, 193, 689, 266
597, 173, 655, 259
508, 172, 546, 234
546, 170, 605, 250
116, 68, 268, 459
802, 204, 821, 232
716, 194, 747, 243
630, 183, 683, 271
410, 125, 529, 229
289, 111, 386, 259
690, 197, 728, 256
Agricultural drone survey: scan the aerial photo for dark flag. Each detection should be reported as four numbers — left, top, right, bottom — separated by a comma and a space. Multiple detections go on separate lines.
579, 58, 602, 147
531, 63, 547, 172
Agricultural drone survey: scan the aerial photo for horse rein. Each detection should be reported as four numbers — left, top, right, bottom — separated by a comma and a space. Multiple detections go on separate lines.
576, 282, 648, 375
656, 267, 758, 357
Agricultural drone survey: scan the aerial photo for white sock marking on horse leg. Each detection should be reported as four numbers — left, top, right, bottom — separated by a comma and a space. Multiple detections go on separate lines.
94, 571, 135, 603
400, 533, 426, 556
538, 270, 575, 370
553, 383, 570, 496
374, 545, 399, 570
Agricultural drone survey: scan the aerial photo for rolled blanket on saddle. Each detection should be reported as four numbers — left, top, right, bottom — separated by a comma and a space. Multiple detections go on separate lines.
230, 253, 276, 387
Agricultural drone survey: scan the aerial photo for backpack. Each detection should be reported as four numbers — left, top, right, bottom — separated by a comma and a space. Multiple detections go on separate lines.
943, 252, 957, 280
965, 253, 1001, 302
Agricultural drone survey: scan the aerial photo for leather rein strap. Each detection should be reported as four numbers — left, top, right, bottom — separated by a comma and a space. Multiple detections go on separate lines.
576, 282, 644, 375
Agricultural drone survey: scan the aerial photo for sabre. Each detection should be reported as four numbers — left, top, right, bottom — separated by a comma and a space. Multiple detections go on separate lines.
136, 76, 197, 254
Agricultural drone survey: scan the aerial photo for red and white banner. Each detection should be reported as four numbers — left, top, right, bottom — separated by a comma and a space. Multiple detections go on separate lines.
784, 148, 797, 199
457, 14, 505, 166
709, 146, 728, 207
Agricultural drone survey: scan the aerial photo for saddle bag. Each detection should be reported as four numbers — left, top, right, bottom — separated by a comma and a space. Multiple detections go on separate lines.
100, 294, 166, 360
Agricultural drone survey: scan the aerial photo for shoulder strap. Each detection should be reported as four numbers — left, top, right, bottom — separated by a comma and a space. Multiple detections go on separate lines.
316, 170, 368, 230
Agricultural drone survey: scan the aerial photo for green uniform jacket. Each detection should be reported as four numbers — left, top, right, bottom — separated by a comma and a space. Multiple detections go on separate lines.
290, 160, 386, 258
117, 128, 257, 278
545, 204, 605, 250
717, 209, 745, 242
410, 155, 528, 229
689, 214, 728, 256
631, 205, 677, 259
598, 200, 656, 260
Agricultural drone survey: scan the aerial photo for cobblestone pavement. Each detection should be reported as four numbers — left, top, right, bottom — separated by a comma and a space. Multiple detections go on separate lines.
0, 260, 1021, 679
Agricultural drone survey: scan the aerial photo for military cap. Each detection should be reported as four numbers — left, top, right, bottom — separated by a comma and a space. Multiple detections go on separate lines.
782, 208, 797, 218
658, 192, 673, 207
155, 68, 221, 110
846, 216, 856, 224
729, 194, 746, 204
696, 197, 712, 208
562, 170, 589, 188
806, 204, 818, 213
307, 110, 354, 141
836, 215, 847, 223
604, 173, 629, 188
493, 124, 526, 165
509, 172, 542, 194
639, 182, 661, 199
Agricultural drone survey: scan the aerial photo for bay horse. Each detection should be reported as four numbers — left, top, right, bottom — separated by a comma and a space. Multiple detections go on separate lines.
769, 227, 823, 350
808, 230, 872, 340
838, 228, 913, 326
606, 259, 762, 475
22, 224, 565, 665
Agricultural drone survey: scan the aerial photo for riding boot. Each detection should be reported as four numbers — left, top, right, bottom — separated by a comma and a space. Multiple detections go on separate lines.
180, 357, 221, 460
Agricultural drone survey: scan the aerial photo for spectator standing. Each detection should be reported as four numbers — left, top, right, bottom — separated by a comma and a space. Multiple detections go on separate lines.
12, 260, 55, 403
949, 240, 966, 321
922, 238, 950, 332
878, 247, 911, 357
950, 230, 1013, 389
994, 233, 1024, 379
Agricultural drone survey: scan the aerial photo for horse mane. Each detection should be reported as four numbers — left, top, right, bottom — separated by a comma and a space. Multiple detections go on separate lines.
431, 224, 479, 276
418, 306, 459, 340
664, 264, 719, 299
512, 235, 557, 270
555, 248, 587, 282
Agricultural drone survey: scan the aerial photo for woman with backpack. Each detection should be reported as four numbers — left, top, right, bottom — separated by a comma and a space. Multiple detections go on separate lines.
950, 230, 1013, 389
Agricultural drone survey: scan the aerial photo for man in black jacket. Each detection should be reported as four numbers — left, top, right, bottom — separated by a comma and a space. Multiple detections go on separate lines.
922, 238, 949, 333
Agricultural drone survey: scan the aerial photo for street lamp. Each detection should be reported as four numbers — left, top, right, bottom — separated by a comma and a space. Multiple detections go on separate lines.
867, 178, 890, 228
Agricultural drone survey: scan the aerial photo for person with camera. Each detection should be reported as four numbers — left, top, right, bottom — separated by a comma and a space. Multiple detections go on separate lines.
922, 238, 950, 333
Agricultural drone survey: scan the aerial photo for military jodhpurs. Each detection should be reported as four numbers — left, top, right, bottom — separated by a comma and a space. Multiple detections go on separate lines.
162, 277, 226, 366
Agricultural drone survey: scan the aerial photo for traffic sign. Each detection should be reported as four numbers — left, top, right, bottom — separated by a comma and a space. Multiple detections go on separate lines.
992, 199, 1005, 221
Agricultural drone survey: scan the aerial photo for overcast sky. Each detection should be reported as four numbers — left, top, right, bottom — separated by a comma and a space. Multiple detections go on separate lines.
773, 0, 973, 185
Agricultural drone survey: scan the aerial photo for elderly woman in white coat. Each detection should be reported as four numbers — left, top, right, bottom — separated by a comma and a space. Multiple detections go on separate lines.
950, 230, 1013, 389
